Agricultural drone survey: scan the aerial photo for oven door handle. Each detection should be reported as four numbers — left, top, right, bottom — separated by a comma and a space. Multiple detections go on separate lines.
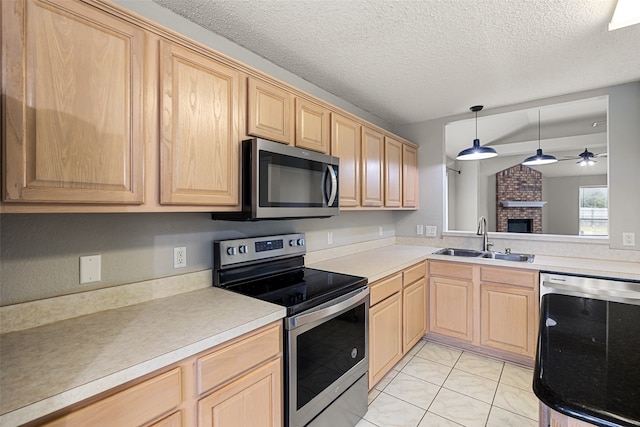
287, 286, 369, 330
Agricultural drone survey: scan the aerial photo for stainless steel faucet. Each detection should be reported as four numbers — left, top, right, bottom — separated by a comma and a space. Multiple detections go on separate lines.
477, 216, 493, 252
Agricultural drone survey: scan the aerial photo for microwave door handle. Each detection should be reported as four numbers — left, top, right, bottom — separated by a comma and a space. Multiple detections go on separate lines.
325, 164, 337, 206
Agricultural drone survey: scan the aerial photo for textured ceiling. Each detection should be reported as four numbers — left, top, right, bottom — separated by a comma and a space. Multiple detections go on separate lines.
151, 0, 640, 126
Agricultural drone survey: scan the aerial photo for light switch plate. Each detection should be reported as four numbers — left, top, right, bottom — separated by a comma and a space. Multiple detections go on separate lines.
623, 232, 635, 246
425, 225, 437, 237
80, 255, 101, 284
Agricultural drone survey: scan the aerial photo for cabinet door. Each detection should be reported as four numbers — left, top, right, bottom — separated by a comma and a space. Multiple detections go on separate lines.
331, 113, 361, 207
480, 283, 536, 357
402, 144, 419, 208
2, 0, 144, 204
384, 137, 403, 207
403, 277, 427, 353
247, 77, 294, 144
361, 127, 384, 207
429, 276, 474, 342
198, 358, 282, 427
295, 98, 330, 153
369, 292, 402, 388
159, 40, 240, 206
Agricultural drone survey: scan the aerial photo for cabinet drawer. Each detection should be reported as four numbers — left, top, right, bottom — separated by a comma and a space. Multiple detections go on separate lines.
198, 322, 281, 395
429, 261, 473, 281
480, 267, 537, 289
370, 273, 402, 306
403, 262, 426, 286
43, 368, 182, 427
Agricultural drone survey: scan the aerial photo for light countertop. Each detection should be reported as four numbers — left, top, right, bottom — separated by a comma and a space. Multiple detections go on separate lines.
0, 287, 286, 427
307, 245, 640, 282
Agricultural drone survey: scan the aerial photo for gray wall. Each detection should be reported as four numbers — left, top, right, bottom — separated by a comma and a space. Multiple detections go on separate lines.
0, 211, 396, 305
608, 82, 640, 250
544, 175, 607, 235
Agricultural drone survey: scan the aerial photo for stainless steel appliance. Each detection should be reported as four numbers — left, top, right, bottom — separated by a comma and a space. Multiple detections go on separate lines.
214, 233, 369, 427
535, 272, 640, 427
213, 138, 340, 220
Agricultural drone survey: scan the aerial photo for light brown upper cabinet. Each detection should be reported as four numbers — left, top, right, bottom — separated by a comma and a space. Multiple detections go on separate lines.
384, 137, 403, 207
330, 113, 361, 207
2, 0, 144, 204
295, 98, 330, 153
159, 40, 240, 206
403, 144, 419, 208
247, 77, 294, 145
361, 127, 384, 207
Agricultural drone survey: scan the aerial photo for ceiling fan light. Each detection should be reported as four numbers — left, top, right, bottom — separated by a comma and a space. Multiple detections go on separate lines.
522, 148, 558, 166
456, 105, 497, 161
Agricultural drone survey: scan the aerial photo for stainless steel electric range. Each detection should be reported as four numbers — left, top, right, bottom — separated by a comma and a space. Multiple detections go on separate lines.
214, 233, 369, 427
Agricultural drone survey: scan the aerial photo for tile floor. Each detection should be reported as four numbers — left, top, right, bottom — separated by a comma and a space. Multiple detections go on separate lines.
357, 340, 539, 427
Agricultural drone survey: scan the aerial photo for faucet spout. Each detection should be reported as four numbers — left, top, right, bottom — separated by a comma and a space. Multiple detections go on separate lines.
477, 216, 491, 252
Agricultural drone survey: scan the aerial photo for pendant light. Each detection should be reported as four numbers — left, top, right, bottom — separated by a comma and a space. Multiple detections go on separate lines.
522, 110, 558, 166
456, 105, 497, 160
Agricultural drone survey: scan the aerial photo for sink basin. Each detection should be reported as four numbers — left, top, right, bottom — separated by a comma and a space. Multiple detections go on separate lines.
434, 248, 486, 257
481, 252, 535, 263
433, 248, 534, 263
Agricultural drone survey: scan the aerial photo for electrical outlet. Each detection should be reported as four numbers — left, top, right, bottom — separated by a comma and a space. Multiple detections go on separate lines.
327, 231, 333, 245
416, 224, 424, 235
623, 232, 635, 246
80, 255, 101, 284
174, 247, 187, 268
379, 226, 383, 236
425, 225, 437, 237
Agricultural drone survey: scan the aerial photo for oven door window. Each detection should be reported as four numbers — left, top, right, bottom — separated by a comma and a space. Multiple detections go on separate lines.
259, 151, 327, 207
295, 302, 366, 410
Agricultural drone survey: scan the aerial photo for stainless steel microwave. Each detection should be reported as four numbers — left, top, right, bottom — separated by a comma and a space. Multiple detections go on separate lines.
213, 138, 339, 220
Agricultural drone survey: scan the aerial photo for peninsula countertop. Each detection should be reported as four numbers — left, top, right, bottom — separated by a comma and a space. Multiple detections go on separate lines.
0, 287, 286, 427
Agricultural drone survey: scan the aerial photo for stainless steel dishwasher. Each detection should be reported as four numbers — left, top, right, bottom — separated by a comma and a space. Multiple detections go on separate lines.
535, 272, 640, 427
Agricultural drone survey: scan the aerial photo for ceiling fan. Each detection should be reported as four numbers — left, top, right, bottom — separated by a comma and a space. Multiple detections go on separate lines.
559, 148, 608, 166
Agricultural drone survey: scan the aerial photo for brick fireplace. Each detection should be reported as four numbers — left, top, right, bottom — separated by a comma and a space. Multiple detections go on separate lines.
496, 165, 543, 233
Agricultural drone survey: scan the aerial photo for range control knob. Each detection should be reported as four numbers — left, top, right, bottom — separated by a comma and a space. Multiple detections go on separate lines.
226, 247, 237, 256
239, 245, 248, 254
297, 238, 305, 246
289, 239, 297, 247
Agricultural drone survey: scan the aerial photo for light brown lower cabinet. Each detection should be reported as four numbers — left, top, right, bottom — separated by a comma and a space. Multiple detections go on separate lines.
369, 261, 427, 389
427, 260, 539, 361
198, 359, 281, 427
36, 322, 282, 427
369, 273, 403, 388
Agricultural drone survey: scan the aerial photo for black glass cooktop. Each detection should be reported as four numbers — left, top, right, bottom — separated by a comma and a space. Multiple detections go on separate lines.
224, 266, 367, 316
534, 293, 640, 427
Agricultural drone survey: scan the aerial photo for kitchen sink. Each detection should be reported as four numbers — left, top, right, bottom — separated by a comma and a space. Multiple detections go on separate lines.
480, 252, 534, 262
434, 248, 486, 257
433, 248, 535, 263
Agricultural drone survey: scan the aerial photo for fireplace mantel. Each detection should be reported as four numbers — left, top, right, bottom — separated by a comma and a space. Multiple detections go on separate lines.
501, 201, 547, 208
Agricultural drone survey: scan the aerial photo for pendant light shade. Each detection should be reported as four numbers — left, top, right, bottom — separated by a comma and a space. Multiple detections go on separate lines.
456, 105, 497, 160
522, 111, 558, 166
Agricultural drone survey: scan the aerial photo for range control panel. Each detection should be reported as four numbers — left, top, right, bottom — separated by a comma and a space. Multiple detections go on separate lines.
214, 233, 306, 268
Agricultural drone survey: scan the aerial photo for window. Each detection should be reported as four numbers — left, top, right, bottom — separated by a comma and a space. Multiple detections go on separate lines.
579, 186, 608, 236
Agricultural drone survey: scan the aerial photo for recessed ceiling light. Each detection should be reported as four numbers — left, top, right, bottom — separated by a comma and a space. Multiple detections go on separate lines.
609, 0, 640, 31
